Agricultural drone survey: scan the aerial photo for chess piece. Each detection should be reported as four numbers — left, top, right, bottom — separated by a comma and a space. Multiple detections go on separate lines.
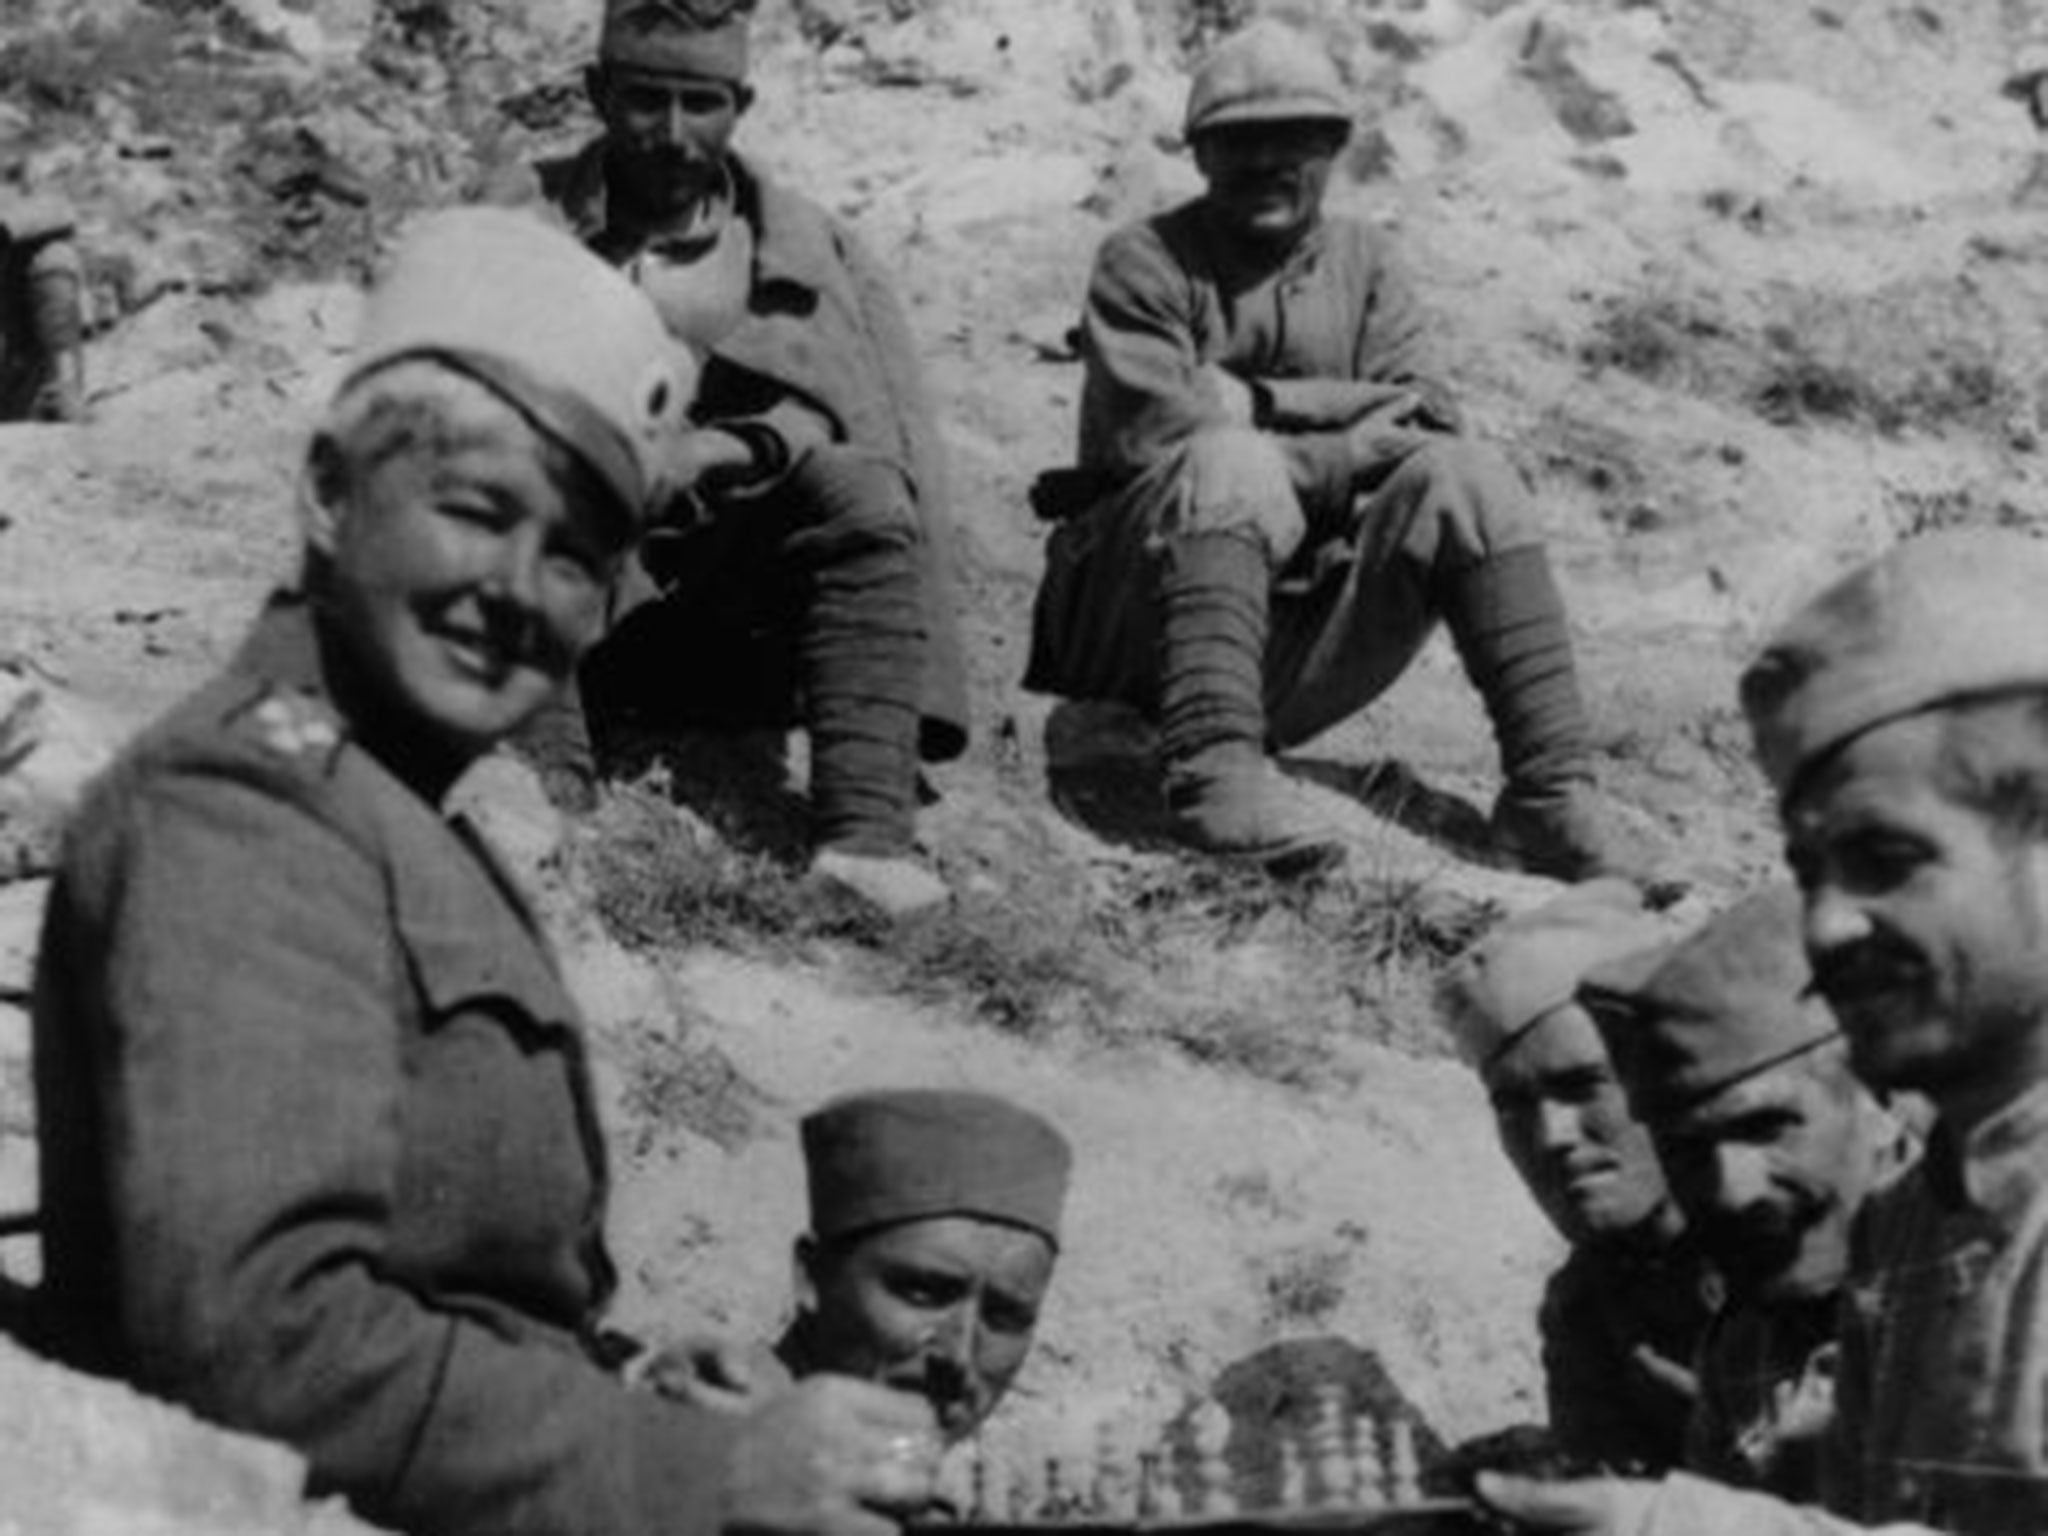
1007, 1450, 1039, 1524
969, 1441, 993, 1523
1092, 1416, 1139, 1519
1349, 1409, 1386, 1508
934, 1448, 975, 1523
1275, 1436, 1306, 1509
1307, 1383, 1349, 1506
1043, 1453, 1071, 1521
1137, 1447, 1166, 1519
1186, 1399, 1238, 1516
1387, 1418, 1421, 1505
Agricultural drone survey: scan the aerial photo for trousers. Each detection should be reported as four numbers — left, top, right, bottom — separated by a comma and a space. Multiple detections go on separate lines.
1025, 427, 1542, 749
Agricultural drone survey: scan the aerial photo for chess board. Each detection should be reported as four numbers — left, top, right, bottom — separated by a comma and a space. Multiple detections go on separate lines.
922, 1500, 1483, 1536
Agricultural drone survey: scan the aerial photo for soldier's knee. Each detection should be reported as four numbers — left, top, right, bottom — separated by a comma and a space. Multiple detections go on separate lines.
1174, 427, 1305, 556
1393, 437, 1538, 554
786, 443, 923, 549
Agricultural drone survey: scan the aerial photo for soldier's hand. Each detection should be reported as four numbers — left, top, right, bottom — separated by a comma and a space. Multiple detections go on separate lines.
1626, 1342, 1698, 1401
638, 1333, 792, 1414
722, 1374, 942, 1536
670, 427, 757, 491
1475, 1471, 1657, 1534
1201, 365, 1257, 427
1340, 401, 1433, 472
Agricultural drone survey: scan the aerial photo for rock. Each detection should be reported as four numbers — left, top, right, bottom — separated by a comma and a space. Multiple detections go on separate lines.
0, 1335, 388, 1533
224, 0, 334, 63
0, 667, 117, 880
0, 880, 45, 998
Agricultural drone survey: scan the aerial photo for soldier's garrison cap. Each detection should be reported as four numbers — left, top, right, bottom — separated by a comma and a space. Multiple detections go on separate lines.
1741, 530, 2048, 800
1579, 885, 1838, 1122
600, 0, 753, 81
801, 1089, 1072, 1249
1438, 878, 1667, 1072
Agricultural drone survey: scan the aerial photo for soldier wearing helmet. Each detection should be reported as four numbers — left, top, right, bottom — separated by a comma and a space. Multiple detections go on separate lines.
1025, 20, 1623, 880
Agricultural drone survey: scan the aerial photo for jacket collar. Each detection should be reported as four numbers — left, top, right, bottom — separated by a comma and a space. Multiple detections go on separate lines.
1924, 1076, 2048, 1230
560, 140, 839, 298
231, 587, 473, 802
230, 587, 335, 702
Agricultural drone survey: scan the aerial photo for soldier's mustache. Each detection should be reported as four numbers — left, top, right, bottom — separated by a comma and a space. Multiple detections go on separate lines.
1811, 940, 1926, 1003
1700, 1197, 1823, 1270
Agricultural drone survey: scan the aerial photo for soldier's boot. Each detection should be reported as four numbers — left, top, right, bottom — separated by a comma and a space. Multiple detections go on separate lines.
1157, 531, 1344, 878
801, 502, 947, 919
1441, 546, 1623, 881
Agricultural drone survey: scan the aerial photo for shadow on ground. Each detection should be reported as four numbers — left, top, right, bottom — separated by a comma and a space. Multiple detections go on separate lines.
1042, 698, 1498, 872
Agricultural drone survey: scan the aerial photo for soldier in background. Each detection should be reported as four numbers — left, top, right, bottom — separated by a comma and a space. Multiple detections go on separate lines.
1026, 19, 1621, 879
1440, 879, 1715, 1474
1581, 885, 1910, 1501
499, 0, 969, 918
0, 191, 85, 423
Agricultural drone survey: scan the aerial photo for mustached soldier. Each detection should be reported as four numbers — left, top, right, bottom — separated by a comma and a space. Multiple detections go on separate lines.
1027, 20, 1622, 879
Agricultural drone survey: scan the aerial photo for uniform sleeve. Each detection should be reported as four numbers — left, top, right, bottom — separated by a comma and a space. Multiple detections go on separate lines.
79, 759, 738, 1536
1682, 1317, 1742, 1485
1077, 225, 1243, 473
1540, 1262, 1628, 1467
1348, 235, 1445, 395
833, 221, 947, 504
838, 218, 973, 756
1638, 1474, 1939, 1536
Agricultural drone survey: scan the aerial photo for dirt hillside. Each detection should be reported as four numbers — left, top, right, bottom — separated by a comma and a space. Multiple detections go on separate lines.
5, 0, 2048, 1522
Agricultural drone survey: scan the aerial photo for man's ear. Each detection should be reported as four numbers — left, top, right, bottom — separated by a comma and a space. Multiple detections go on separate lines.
299, 433, 350, 557
792, 1234, 821, 1314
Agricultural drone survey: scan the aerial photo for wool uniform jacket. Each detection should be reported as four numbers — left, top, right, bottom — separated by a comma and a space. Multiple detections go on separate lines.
513, 145, 971, 762
32, 592, 739, 1536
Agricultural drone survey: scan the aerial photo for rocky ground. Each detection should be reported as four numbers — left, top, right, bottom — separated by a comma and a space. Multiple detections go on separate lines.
5, 0, 2048, 1524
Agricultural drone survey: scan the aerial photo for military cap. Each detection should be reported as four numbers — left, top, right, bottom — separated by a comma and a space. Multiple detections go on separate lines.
600, 0, 753, 81
1579, 885, 1838, 1122
801, 1089, 1072, 1249
342, 206, 691, 531
1438, 878, 1667, 1071
1184, 20, 1352, 139
1741, 530, 2048, 798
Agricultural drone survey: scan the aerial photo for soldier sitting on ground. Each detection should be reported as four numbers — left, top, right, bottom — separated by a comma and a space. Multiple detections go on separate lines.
1581, 885, 1911, 1501
0, 190, 86, 423
30, 208, 944, 1536
647, 1088, 1071, 1455
1026, 19, 1623, 879
1440, 880, 1717, 1475
496, 0, 970, 918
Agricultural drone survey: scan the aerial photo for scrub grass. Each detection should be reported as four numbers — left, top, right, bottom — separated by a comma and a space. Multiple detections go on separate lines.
1582, 275, 2031, 442
579, 778, 1495, 1093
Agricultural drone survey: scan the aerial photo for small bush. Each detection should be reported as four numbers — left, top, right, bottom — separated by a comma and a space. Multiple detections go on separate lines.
1579, 293, 1731, 385
890, 901, 1119, 1041
1582, 277, 2027, 444
1260, 1246, 1349, 1325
